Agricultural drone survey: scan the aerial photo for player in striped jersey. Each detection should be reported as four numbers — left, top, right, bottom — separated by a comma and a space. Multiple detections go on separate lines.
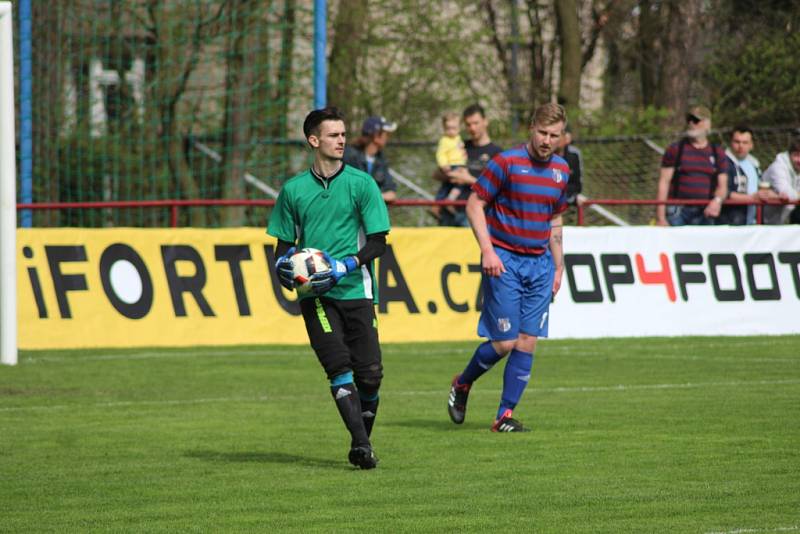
447, 103, 569, 432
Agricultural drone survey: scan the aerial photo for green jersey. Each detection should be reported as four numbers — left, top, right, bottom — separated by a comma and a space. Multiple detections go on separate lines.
267, 164, 391, 302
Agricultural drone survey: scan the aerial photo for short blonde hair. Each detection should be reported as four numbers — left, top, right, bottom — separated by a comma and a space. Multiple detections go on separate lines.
441, 111, 460, 127
530, 102, 566, 127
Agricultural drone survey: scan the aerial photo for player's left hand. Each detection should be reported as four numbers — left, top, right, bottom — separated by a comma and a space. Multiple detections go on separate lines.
310, 254, 358, 295
552, 266, 564, 296
482, 249, 506, 277
275, 247, 296, 290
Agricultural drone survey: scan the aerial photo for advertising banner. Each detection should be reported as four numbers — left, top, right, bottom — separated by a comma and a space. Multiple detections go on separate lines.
17, 226, 800, 349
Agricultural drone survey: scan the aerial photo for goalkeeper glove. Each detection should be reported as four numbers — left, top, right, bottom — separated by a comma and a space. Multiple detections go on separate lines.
275, 246, 296, 290
310, 254, 358, 295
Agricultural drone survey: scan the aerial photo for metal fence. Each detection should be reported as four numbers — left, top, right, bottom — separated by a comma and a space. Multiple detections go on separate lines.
12, 2, 798, 227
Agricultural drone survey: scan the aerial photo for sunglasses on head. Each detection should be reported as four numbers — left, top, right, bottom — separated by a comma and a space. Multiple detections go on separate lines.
686, 114, 702, 124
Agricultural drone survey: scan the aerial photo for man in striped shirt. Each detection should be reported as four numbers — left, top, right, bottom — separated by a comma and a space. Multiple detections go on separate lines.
447, 103, 569, 432
655, 106, 729, 226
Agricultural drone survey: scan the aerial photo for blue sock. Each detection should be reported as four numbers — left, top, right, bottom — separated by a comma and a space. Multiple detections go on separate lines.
459, 341, 503, 385
497, 349, 534, 419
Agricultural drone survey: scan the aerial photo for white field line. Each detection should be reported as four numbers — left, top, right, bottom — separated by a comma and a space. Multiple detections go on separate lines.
21, 349, 799, 365
19, 335, 799, 364
20, 347, 469, 363
706, 525, 799, 534
2, 378, 800, 413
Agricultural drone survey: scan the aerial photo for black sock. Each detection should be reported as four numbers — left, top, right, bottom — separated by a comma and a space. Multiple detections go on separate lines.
330, 383, 370, 448
360, 396, 379, 437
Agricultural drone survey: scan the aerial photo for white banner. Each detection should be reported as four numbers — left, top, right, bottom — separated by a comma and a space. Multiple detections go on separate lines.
550, 226, 800, 338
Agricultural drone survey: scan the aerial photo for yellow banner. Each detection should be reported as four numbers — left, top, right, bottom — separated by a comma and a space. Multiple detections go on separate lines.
17, 228, 483, 349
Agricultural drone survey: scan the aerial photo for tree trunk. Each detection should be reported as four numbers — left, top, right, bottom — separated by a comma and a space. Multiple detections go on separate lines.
525, 0, 549, 113
656, 0, 702, 121
161, 101, 203, 226
328, 0, 368, 124
637, 0, 661, 107
554, 0, 582, 111
221, 0, 258, 226
147, 0, 223, 226
271, 0, 295, 183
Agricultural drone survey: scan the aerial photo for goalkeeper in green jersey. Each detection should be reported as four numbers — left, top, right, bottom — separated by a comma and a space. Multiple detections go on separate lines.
267, 107, 391, 469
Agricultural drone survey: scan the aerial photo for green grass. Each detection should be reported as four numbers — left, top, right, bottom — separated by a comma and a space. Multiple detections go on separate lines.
1, 337, 799, 533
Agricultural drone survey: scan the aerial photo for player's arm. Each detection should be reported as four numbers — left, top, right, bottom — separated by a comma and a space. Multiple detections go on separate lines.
274, 239, 297, 290
267, 187, 298, 290
311, 233, 387, 295
549, 215, 564, 296
655, 166, 674, 226
275, 239, 295, 259
466, 192, 505, 277
356, 232, 387, 265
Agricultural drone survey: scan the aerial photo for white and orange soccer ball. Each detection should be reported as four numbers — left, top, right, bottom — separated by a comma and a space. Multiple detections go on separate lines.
290, 248, 332, 293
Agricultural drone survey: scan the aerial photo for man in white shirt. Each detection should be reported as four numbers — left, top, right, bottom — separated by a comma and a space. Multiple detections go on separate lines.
762, 135, 800, 224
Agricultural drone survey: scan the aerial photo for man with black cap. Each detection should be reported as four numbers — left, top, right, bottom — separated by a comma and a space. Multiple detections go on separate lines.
655, 105, 729, 226
343, 116, 398, 202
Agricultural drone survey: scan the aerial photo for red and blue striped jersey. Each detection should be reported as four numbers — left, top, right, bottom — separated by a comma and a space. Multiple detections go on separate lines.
661, 141, 729, 199
472, 144, 570, 255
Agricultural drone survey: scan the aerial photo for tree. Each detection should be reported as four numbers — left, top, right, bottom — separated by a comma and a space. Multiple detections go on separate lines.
655, 0, 701, 116
328, 0, 369, 125
555, 0, 581, 111
30, 2, 66, 224
633, 0, 703, 124
221, 0, 260, 226
706, 2, 800, 126
141, 0, 225, 226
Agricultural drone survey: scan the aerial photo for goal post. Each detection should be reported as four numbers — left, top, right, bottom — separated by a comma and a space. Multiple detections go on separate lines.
0, 1, 17, 366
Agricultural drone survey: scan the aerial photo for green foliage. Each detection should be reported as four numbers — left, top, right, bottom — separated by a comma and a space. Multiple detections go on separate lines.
576, 106, 673, 137
706, 21, 800, 126
339, 0, 506, 139
2, 337, 799, 531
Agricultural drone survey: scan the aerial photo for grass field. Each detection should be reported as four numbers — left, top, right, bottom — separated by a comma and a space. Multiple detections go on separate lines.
1, 336, 799, 533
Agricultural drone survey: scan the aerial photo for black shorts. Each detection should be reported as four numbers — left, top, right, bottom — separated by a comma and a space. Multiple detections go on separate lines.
299, 297, 383, 383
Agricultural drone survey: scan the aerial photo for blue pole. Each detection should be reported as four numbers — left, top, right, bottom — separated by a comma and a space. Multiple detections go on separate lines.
19, 0, 32, 227
313, 0, 326, 109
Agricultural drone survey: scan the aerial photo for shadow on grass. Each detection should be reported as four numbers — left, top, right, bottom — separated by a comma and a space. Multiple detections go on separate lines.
184, 449, 344, 470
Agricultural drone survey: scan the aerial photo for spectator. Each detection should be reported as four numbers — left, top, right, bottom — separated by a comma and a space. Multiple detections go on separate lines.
433, 112, 469, 219
343, 116, 398, 203
655, 106, 729, 226
718, 126, 776, 225
556, 124, 584, 207
761, 135, 800, 224
433, 104, 503, 227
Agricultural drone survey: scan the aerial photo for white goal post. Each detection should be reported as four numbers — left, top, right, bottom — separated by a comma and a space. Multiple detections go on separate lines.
0, 1, 17, 366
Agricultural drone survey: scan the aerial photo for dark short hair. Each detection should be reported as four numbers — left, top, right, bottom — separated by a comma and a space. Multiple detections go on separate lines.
462, 103, 486, 119
789, 135, 800, 154
731, 125, 754, 140
303, 107, 346, 139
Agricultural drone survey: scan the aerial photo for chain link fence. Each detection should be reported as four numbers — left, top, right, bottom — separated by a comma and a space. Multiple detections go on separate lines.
17, 1, 313, 228
13, 2, 798, 227
388, 126, 799, 226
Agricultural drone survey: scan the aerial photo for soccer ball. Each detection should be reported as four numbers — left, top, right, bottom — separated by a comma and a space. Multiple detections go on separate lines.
291, 248, 332, 293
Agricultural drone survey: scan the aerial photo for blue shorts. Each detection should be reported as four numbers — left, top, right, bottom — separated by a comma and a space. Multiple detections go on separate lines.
478, 247, 555, 341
